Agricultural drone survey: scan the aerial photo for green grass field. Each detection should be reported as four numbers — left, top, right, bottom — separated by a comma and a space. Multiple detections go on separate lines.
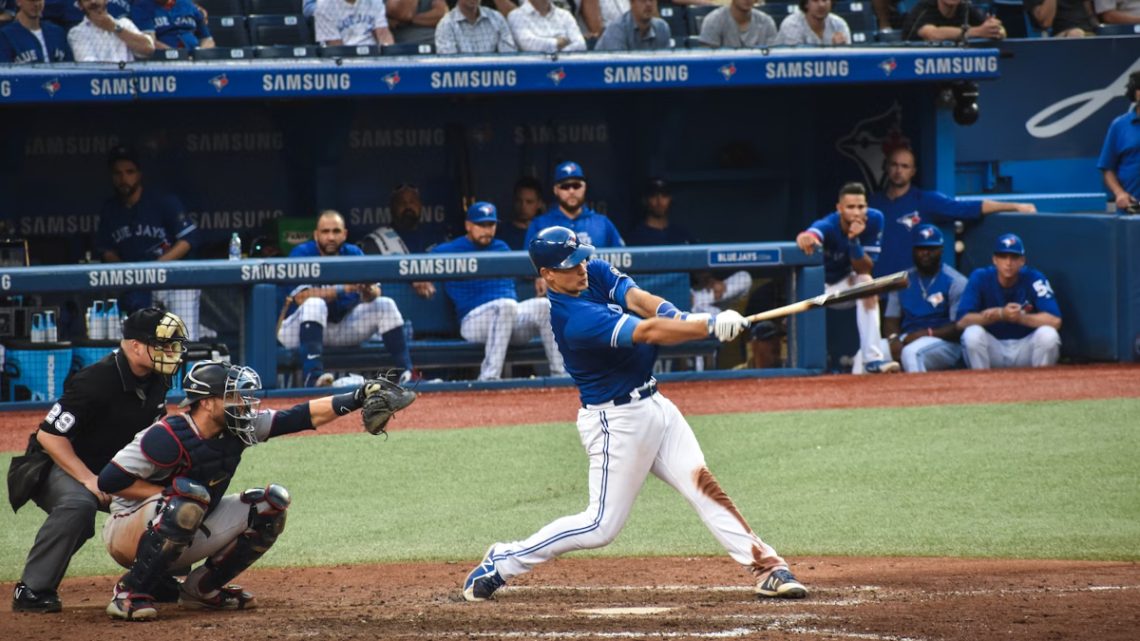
3, 398, 1138, 581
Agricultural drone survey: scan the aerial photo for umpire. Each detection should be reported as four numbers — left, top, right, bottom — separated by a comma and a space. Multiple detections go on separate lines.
10, 307, 188, 613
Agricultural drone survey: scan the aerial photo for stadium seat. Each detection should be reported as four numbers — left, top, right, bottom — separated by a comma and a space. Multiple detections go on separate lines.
150, 48, 192, 61
254, 44, 318, 58
1097, 24, 1140, 36
876, 28, 904, 42
836, 10, 872, 33
197, 0, 245, 17
209, 15, 251, 48
658, 4, 688, 40
832, 1, 871, 14
194, 46, 257, 60
686, 5, 717, 36
318, 44, 380, 57
381, 42, 435, 55
849, 30, 870, 43
991, 0, 1027, 38
685, 34, 705, 48
247, 14, 311, 46
247, 0, 303, 15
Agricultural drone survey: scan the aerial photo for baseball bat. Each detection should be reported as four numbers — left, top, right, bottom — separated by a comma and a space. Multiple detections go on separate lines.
744, 271, 910, 323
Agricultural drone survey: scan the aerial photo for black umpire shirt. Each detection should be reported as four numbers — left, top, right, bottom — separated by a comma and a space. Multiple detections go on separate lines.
39, 349, 168, 474
902, 0, 987, 40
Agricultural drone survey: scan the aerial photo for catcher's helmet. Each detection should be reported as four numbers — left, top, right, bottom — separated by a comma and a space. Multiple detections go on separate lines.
121, 307, 188, 376
528, 226, 595, 272
179, 361, 263, 445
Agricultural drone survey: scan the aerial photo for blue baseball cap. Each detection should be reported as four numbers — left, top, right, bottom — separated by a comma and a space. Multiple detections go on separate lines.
912, 224, 944, 248
466, 201, 497, 223
553, 161, 585, 184
993, 233, 1025, 256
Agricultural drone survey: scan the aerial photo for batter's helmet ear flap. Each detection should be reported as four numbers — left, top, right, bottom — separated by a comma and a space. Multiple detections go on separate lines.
1127, 72, 1140, 101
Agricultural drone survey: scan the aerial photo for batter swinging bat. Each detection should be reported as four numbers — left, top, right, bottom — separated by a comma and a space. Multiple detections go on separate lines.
744, 271, 910, 323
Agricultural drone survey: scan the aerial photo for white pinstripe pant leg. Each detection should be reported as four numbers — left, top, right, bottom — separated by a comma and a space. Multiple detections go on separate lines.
461, 298, 518, 381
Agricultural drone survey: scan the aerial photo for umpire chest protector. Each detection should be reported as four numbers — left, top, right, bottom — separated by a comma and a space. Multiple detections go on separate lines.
145, 415, 247, 510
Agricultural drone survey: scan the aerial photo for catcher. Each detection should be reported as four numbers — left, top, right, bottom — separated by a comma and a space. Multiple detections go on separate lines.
96, 361, 415, 621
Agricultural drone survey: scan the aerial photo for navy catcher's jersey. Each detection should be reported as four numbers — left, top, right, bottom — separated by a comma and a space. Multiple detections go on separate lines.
956, 265, 1061, 340
95, 190, 198, 262
431, 236, 517, 321
525, 207, 625, 249
548, 260, 655, 405
885, 264, 967, 334
804, 210, 884, 285
868, 188, 981, 278
282, 240, 365, 324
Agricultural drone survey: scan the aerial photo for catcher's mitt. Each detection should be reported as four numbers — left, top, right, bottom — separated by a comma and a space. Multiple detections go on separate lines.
359, 376, 417, 436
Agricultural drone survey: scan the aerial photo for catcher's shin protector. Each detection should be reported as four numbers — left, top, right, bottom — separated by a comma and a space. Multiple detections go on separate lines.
191, 484, 291, 594
122, 478, 209, 594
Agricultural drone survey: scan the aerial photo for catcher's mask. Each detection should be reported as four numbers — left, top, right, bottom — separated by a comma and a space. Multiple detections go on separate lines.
179, 361, 263, 445
121, 307, 188, 376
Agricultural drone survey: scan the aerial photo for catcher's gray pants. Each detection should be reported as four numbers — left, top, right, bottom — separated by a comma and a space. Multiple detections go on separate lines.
20, 464, 101, 593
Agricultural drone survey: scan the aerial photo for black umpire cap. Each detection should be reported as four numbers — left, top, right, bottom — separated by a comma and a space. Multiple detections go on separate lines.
121, 307, 187, 344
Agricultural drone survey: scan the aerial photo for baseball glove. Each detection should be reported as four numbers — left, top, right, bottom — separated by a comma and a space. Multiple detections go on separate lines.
359, 376, 417, 436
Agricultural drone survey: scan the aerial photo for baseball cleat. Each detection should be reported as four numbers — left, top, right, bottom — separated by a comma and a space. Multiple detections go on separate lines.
12, 582, 62, 613
179, 583, 257, 610
463, 544, 506, 602
106, 582, 158, 621
755, 568, 808, 599
864, 360, 901, 374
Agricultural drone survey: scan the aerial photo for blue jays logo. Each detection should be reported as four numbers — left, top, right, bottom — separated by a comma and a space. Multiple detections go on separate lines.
879, 58, 897, 77
925, 291, 945, 307
918, 225, 936, 240
209, 74, 229, 92
547, 67, 566, 86
836, 102, 911, 191
382, 71, 401, 90
479, 204, 493, 216
41, 78, 61, 97
1001, 237, 1017, 249
897, 212, 921, 230
718, 63, 737, 81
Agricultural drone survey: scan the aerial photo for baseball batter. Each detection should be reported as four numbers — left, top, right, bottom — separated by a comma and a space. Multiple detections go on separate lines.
462, 226, 808, 602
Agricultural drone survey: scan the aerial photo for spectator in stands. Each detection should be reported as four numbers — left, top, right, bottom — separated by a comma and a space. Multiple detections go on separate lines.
594, 0, 669, 50
68, 0, 154, 62
278, 210, 415, 387
359, 183, 445, 297
872, 0, 904, 29
131, 0, 214, 51
901, 0, 1005, 41
869, 147, 1036, 278
428, 202, 565, 380
386, 0, 447, 44
795, 182, 900, 374
435, 0, 517, 53
508, 0, 586, 52
95, 146, 203, 340
498, 176, 544, 250
580, 0, 629, 39
697, 0, 778, 48
775, 0, 852, 45
1099, 71, 1140, 213
956, 233, 1062, 369
315, 0, 395, 46
1025, 0, 1098, 35
1095, 0, 1140, 24
0, 0, 73, 62
879, 225, 967, 373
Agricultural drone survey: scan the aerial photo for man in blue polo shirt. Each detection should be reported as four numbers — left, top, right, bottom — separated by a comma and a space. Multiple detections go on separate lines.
428, 202, 564, 381
131, 0, 213, 51
955, 233, 1062, 369
869, 147, 1035, 278
0, 0, 72, 63
1098, 71, 1140, 213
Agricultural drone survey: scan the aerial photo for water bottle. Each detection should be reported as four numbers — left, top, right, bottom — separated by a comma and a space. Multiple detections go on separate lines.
30, 313, 45, 343
106, 299, 121, 340
89, 300, 107, 341
44, 310, 57, 343
228, 232, 242, 261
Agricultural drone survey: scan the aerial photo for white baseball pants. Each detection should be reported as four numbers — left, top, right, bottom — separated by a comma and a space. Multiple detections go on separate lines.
460, 297, 564, 380
853, 336, 962, 373
691, 271, 753, 315
961, 325, 1061, 369
827, 273, 887, 364
277, 297, 404, 348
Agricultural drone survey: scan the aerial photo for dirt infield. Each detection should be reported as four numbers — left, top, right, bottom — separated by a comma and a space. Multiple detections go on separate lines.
4, 365, 1139, 640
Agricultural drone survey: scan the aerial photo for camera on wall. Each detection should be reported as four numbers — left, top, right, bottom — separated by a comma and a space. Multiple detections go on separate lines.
952, 81, 980, 126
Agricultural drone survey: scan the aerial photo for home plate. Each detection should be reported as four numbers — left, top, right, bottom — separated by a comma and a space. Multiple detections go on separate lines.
576, 607, 674, 616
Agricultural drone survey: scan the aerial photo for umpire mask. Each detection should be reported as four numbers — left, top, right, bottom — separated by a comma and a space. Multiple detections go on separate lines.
122, 308, 188, 376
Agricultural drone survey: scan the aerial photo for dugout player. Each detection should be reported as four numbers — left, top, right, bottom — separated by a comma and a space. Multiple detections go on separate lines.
462, 226, 808, 603
277, 210, 414, 387
97, 360, 395, 621
11, 308, 187, 613
796, 182, 900, 374
429, 202, 565, 380
955, 233, 1062, 369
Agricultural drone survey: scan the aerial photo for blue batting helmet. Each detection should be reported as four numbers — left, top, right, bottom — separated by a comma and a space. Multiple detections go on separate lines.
529, 226, 595, 272
912, 224, 944, 248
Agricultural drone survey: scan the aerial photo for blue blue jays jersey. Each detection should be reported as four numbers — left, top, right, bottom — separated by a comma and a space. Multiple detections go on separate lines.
885, 264, 967, 334
805, 210, 884, 285
626, 222, 695, 247
0, 20, 72, 63
868, 188, 982, 278
525, 208, 625, 249
281, 240, 365, 324
131, 0, 212, 49
956, 265, 1061, 340
431, 236, 517, 321
96, 191, 197, 262
548, 260, 655, 406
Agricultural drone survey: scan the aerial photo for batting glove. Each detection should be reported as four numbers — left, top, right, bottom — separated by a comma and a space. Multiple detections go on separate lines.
712, 310, 749, 342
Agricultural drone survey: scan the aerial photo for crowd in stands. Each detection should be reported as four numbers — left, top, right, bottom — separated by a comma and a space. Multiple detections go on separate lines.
3, 0, 1139, 63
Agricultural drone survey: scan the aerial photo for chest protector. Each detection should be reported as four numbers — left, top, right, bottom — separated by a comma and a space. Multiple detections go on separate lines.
163, 415, 247, 511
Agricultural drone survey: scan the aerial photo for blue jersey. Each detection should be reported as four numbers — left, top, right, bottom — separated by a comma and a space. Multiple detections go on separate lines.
868, 188, 982, 278
625, 222, 695, 246
525, 207, 625, 249
548, 260, 656, 406
956, 265, 1061, 340
131, 0, 212, 50
804, 210, 884, 285
1096, 108, 1140, 201
96, 191, 197, 262
281, 240, 365, 324
0, 19, 72, 63
431, 236, 517, 321
495, 223, 529, 251
884, 264, 967, 334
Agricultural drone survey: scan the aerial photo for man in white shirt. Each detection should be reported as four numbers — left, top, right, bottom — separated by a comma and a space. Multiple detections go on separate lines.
508, 0, 586, 52
435, 0, 517, 53
775, 0, 852, 45
68, 0, 154, 62
315, 0, 395, 46
1095, 0, 1140, 24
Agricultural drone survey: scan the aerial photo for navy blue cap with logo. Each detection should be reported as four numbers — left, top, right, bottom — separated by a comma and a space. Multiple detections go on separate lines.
553, 161, 585, 184
912, 224, 944, 248
467, 201, 498, 223
993, 233, 1025, 256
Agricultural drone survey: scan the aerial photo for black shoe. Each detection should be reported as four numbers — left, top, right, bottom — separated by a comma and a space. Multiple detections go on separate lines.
12, 582, 62, 613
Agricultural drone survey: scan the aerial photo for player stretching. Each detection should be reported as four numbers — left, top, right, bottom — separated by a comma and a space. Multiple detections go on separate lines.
461, 226, 808, 602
